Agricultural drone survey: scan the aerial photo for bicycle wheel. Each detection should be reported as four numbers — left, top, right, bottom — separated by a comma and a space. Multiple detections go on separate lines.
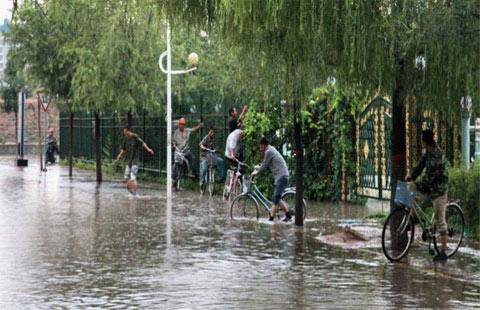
231, 176, 242, 198
200, 170, 207, 195
281, 191, 307, 220
223, 170, 232, 200
230, 194, 259, 220
382, 208, 415, 262
433, 203, 464, 258
173, 163, 181, 192
208, 167, 215, 196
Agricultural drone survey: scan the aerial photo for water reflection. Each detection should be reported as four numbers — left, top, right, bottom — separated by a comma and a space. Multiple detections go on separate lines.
0, 157, 478, 309
166, 197, 172, 247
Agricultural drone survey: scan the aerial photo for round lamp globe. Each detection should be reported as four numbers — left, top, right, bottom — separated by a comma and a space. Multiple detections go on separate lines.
188, 52, 199, 67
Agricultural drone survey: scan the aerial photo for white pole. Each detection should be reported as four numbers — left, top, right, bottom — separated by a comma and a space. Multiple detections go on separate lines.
166, 22, 172, 199
158, 22, 196, 198
43, 111, 47, 171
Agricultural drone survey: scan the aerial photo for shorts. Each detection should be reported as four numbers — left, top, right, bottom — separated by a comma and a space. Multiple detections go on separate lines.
416, 192, 448, 233
125, 165, 139, 181
272, 175, 289, 205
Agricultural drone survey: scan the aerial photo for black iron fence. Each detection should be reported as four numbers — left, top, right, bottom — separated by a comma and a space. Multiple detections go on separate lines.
59, 94, 240, 175
356, 97, 461, 199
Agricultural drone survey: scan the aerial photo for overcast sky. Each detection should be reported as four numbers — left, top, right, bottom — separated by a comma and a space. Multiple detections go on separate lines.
0, 1, 13, 21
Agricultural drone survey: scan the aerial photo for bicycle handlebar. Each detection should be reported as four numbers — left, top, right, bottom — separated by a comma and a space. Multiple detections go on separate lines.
234, 159, 249, 168
175, 148, 187, 155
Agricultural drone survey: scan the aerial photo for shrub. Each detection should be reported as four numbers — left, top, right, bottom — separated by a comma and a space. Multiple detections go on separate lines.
448, 164, 480, 239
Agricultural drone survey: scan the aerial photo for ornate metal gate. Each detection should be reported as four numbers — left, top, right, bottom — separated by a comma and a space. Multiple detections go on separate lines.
356, 98, 392, 199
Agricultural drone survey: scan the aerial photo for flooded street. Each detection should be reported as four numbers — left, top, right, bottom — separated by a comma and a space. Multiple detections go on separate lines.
0, 157, 479, 309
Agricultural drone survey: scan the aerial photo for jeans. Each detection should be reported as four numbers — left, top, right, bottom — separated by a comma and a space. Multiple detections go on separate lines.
201, 157, 225, 183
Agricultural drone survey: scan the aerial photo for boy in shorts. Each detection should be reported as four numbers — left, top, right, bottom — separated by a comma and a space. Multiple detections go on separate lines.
116, 125, 154, 197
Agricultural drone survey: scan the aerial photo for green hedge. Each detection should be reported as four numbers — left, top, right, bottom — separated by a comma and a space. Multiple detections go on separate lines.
448, 164, 480, 239
242, 86, 367, 205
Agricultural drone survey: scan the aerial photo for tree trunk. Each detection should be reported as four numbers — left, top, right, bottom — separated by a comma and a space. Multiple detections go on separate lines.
95, 111, 102, 182
390, 60, 408, 251
127, 110, 132, 127
15, 111, 18, 155
69, 111, 74, 177
294, 100, 304, 226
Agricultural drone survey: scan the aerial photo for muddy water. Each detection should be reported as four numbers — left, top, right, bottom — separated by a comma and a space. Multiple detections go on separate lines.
0, 158, 478, 309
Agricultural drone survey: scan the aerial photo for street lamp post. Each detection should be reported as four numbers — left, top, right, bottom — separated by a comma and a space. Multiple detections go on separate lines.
158, 23, 197, 199
460, 96, 472, 170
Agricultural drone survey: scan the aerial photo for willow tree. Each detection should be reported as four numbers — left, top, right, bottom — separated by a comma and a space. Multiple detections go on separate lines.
325, 1, 479, 200
64, 0, 167, 182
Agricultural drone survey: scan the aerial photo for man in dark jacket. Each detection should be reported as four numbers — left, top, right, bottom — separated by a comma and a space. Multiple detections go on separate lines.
406, 129, 449, 261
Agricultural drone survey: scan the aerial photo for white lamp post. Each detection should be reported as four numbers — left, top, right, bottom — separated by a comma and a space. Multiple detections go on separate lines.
460, 96, 472, 170
158, 23, 198, 199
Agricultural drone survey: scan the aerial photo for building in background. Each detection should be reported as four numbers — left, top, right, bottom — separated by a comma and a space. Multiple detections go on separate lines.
0, 19, 9, 81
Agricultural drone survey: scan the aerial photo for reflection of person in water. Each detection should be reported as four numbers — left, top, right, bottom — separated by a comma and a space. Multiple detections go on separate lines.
382, 264, 451, 310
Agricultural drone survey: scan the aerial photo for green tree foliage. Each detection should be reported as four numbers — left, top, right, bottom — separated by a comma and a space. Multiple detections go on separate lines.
242, 86, 367, 203
158, 0, 479, 113
69, 0, 164, 114
7, 0, 81, 103
0, 49, 25, 114
448, 165, 480, 239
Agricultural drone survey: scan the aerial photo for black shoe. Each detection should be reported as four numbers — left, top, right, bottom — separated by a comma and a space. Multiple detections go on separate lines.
433, 250, 448, 262
421, 230, 428, 242
269, 216, 274, 221
282, 212, 292, 222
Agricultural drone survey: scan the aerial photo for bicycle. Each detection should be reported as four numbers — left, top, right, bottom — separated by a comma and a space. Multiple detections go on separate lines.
223, 160, 248, 202
173, 148, 191, 192
200, 149, 218, 196
230, 171, 307, 220
381, 180, 465, 262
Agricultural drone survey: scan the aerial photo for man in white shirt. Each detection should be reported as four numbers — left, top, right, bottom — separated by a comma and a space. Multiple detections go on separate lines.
225, 129, 243, 165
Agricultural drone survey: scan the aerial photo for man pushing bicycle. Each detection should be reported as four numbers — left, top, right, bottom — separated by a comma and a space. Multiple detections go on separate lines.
251, 137, 292, 222
405, 129, 449, 262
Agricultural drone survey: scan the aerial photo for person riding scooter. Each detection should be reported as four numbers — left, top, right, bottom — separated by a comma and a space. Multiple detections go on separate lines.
45, 128, 59, 164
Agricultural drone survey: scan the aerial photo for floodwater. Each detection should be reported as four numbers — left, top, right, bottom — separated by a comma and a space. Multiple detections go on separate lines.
0, 157, 479, 309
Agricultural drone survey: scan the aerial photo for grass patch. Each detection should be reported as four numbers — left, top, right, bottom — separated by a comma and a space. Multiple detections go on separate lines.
364, 210, 388, 221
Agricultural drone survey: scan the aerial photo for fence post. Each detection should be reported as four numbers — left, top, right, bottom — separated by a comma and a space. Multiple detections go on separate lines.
69, 111, 73, 177
113, 112, 116, 161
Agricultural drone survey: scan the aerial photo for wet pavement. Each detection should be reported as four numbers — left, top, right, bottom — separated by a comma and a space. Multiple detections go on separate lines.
0, 157, 479, 309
